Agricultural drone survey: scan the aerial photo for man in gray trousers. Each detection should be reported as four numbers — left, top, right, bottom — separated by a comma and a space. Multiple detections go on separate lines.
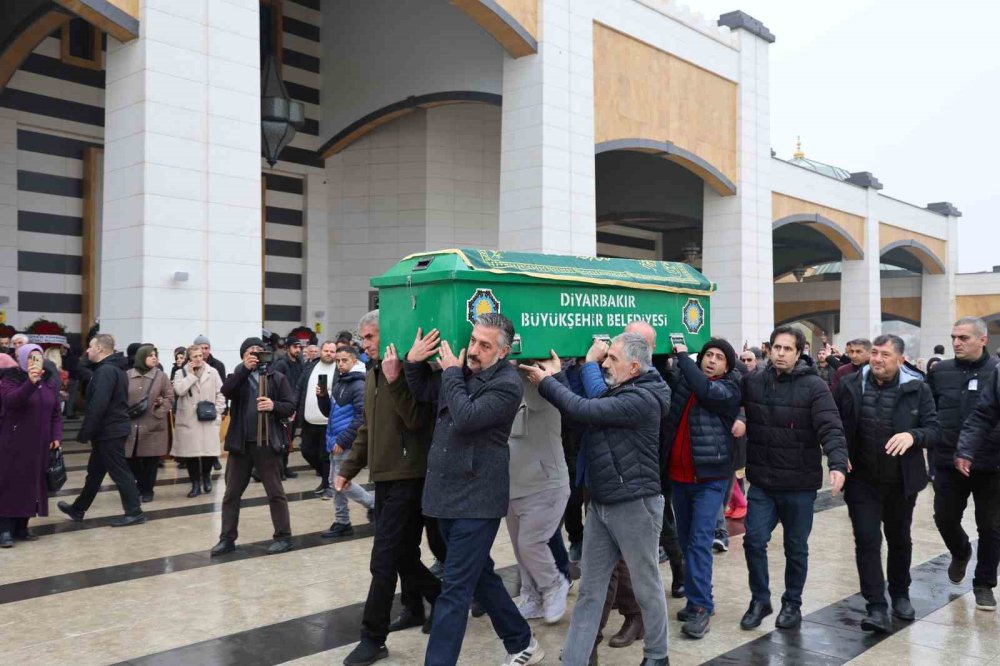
521, 332, 671, 666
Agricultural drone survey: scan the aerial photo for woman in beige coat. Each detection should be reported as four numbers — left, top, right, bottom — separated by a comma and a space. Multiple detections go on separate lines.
172, 344, 226, 498
125, 345, 174, 503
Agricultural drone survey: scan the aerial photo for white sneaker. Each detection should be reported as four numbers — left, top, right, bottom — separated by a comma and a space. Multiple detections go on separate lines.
501, 636, 544, 665
517, 594, 544, 620
542, 576, 570, 624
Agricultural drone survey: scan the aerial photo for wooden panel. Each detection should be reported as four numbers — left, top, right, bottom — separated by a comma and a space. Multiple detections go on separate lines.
81, 146, 101, 335
451, 0, 537, 58
879, 222, 946, 273
495, 0, 537, 39
772, 192, 866, 259
0, 11, 72, 90
957, 295, 1000, 319
593, 23, 738, 187
775, 296, 921, 325
53, 0, 139, 42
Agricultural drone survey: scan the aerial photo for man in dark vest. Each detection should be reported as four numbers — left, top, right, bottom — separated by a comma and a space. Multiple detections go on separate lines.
836, 333, 940, 632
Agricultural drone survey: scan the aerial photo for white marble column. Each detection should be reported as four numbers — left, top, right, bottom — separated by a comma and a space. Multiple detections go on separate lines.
304, 171, 329, 336
701, 20, 773, 345
920, 207, 959, 358
101, 0, 261, 370
839, 189, 881, 343
498, 0, 595, 256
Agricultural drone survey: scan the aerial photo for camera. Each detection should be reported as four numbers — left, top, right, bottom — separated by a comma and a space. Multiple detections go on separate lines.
250, 350, 274, 365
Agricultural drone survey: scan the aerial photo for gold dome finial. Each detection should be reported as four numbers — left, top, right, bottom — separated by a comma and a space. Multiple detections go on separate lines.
793, 136, 804, 159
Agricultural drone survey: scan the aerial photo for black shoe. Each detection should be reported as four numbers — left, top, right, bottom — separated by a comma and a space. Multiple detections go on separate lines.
681, 607, 711, 639
740, 600, 773, 630
0, 532, 12, 548
210, 539, 236, 556
140, 492, 154, 503
677, 606, 714, 622
670, 560, 685, 598
470, 600, 486, 617
284, 467, 298, 478
860, 605, 891, 633
775, 603, 801, 630
202, 474, 212, 493
638, 658, 669, 666
949, 546, 973, 584
187, 481, 202, 498
975, 587, 997, 611
388, 607, 425, 633
891, 596, 915, 621
267, 539, 292, 554
110, 513, 146, 528
314, 482, 327, 496
57, 501, 84, 522
321, 523, 354, 538
343, 640, 387, 666
212, 459, 222, 470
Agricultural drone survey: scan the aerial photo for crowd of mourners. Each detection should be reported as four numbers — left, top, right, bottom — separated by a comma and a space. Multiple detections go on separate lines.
1, 311, 1000, 666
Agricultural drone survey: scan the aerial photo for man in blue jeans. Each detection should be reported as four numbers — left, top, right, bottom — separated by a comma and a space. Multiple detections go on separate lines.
739, 326, 848, 630
404, 315, 542, 666
662, 338, 742, 639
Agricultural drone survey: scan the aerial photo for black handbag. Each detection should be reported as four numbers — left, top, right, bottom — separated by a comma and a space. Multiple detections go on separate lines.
127, 376, 156, 419
196, 401, 218, 422
46, 447, 67, 492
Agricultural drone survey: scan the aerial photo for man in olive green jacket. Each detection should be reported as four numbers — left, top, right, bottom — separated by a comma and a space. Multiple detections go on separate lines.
334, 310, 440, 666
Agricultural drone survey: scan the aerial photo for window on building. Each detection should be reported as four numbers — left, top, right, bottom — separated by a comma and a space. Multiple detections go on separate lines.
61, 18, 103, 70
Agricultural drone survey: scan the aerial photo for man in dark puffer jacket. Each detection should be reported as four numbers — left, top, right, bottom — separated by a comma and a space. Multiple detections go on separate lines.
740, 326, 848, 632
837, 333, 940, 632
661, 338, 741, 639
937, 317, 1000, 612
525, 332, 670, 666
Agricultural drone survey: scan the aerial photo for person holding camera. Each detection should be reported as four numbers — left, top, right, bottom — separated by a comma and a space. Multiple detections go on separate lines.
0, 344, 62, 546
173, 344, 227, 498
124, 345, 174, 503
212, 337, 296, 556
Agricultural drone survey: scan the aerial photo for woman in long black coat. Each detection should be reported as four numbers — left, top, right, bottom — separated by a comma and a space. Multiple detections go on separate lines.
0, 344, 62, 546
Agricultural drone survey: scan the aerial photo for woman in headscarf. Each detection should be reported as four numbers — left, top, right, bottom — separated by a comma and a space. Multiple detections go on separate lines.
172, 344, 226, 497
170, 346, 188, 381
0, 344, 62, 546
125, 345, 173, 503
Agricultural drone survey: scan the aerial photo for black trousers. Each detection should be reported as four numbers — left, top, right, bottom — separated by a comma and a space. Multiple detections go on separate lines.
362, 478, 441, 644
425, 516, 447, 562
221, 442, 291, 541
186, 456, 218, 482
0, 517, 29, 535
127, 456, 159, 496
72, 437, 142, 516
845, 477, 916, 607
660, 479, 682, 562
934, 467, 1000, 588
299, 423, 330, 488
563, 442, 585, 544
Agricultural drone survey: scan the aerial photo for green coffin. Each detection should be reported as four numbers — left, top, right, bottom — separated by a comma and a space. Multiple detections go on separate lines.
371, 248, 715, 359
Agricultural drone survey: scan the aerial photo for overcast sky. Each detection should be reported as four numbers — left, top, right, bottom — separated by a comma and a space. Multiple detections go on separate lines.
692, 0, 999, 272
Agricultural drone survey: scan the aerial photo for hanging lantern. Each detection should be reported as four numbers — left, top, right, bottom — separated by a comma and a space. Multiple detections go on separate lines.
682, 242, 701, 265
792, 264, 807, 282
261, 54, 305, 167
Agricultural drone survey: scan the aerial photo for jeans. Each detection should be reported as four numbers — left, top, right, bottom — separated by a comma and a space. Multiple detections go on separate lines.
845, 478, 917, 607
743, 485, 816, 608
362, 479, 441, 645
933, 467, 1000, 589
562, 496, 668, 666
329, 451, 374, 524
425, 518, 531, 666
71, 437, 142, 516
673, 478, 729, 612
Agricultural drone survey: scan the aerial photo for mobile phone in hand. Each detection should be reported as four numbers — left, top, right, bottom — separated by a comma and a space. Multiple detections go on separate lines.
318, 374, 328, 393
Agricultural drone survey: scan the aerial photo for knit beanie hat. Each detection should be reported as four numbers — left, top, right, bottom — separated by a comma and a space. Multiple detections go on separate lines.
240, 337, 265, 357
193, 334, 210, 346
697, 338, 736, 374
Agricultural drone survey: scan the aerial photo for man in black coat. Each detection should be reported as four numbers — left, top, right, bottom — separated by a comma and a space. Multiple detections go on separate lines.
934, 317, 1000, 611
836, 334, 940, 631
57, 333, 145, 527
740, 326, 848, 631
404, 314, 541, 666
212, 337, 296, 556
273, 337, 306, 478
